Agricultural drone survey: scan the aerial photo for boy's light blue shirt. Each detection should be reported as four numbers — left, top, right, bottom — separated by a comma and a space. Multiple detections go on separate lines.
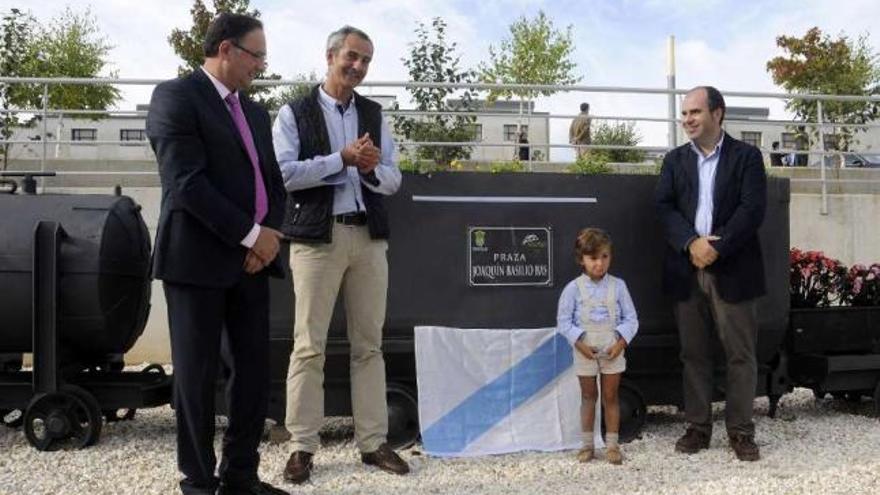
556, 273, 639, 346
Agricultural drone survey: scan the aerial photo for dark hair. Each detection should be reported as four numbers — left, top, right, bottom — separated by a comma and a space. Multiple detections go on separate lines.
203, 13, 263, 57
580, 102, 590, 112
690, 85, 726, 124
574, 228, 612, 260
772, 141, 780, 149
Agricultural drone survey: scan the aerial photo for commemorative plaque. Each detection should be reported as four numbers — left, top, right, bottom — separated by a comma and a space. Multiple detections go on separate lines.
468, 226, 552, 287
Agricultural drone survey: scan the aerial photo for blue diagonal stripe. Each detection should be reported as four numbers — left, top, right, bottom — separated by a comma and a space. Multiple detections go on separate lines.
421, 333, 573, 455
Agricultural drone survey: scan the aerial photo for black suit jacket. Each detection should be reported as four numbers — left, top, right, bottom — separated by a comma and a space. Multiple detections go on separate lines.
654, 132, 767, 303
146, 69, 287, 287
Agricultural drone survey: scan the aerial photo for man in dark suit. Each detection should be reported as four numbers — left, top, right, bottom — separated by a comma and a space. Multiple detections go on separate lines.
146, 13, 288, 495
655, 86, 767, 462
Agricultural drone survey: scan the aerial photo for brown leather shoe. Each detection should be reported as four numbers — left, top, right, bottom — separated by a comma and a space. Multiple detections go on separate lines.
282, 451, 313, 484
729, 433, 760, 461
575, 447, 594, 463
674, 427, 711, 454
361, 443, 410, 475
605, 445, 623, 465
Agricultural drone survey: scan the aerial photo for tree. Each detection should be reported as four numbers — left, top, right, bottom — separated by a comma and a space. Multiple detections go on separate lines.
767, 27, 880, 151
393, 17, 478, 168
169, 0, 281, 106
0, 8, 36, 169
592, 121, 645, 163
270, 71, 319, 112
479, 11, 581, 133
1, 8, 119, 169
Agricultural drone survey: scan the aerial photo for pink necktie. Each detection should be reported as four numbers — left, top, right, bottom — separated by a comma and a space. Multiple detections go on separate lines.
225, 93, 268, 223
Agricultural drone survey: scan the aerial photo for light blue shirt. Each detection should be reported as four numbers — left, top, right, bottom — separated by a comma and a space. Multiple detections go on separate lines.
272, 85, 401, 215
690, 134, 724, 237
556, 274, 639, 346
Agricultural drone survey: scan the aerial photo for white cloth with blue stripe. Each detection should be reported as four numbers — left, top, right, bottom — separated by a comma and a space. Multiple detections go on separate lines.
415, 326, 603, 457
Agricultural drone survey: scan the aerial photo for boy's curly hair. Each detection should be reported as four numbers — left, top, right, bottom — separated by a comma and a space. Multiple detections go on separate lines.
574, 228, 612, 260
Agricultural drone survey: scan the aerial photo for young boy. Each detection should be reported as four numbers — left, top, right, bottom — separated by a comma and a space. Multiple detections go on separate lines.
557, 228, 639, 464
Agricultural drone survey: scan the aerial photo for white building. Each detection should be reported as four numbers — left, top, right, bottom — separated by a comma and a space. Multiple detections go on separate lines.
6, 96, 550, 165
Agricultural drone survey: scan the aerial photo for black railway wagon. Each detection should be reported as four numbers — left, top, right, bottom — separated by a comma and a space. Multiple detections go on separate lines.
0, 189, 171, 450
262, 172, 791, 445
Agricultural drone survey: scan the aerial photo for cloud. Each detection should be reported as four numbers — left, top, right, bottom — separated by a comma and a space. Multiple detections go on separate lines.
12, 0, 880, 157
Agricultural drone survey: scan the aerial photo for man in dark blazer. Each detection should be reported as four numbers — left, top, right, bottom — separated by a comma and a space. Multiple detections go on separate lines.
655, 86, 767, 462
146, 13, 287, 495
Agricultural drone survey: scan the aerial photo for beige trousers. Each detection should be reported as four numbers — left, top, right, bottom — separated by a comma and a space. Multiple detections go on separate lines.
285, 222, 389, 453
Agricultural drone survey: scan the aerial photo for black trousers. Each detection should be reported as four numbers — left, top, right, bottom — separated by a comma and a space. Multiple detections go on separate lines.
164, 274, 270, 494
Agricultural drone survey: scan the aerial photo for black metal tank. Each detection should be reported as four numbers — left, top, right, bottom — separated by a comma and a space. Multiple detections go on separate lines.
0, 194, 151, 359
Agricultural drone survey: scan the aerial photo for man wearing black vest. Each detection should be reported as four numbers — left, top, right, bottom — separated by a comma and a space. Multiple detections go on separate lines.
272, 26, 407, 484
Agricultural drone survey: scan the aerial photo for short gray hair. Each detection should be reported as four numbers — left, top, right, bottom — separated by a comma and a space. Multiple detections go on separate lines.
326, 25, 372, 54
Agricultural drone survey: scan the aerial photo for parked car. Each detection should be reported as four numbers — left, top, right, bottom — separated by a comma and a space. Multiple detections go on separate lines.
844, 152, 880, 168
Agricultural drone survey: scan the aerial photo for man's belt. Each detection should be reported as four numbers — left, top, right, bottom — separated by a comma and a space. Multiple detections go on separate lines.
335, 212, 368, 225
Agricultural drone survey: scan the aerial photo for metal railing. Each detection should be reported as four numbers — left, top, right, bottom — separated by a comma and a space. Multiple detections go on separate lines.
3, 76, 880, 213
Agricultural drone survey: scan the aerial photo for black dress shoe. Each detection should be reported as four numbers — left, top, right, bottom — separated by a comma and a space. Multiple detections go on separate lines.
282, 451, 314, 484
361, 443, 410, 475
218, 480, 289, 495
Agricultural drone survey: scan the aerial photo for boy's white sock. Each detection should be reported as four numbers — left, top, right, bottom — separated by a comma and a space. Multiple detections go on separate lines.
582, 431, 595, 449
606, 432, 619, 448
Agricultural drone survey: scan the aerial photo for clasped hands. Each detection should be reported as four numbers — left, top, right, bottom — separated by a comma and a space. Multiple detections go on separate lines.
244, 226, 283, 274
341, 133, 380, 174
575, 337, 626, 361
688, 235, 720, 269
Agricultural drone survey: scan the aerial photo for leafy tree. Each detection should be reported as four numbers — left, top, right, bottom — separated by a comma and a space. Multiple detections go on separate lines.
767, 27, 880, 150
0, 8, 35, 169
270, 71, 319, 112
1, 8, 119, 169
479, 11, 581, 131
592, 121, 645, 163
393, 17, 478, 168
168, 0, 280, 106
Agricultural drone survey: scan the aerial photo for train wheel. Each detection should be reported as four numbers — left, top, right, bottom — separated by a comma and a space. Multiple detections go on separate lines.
142, 363, 168, 380
386, 384, 419, 450
59, 385, 103, 447
23, 386, 102, 451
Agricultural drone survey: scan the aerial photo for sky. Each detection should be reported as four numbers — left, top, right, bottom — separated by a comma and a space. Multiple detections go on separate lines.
4, 0, 880, 158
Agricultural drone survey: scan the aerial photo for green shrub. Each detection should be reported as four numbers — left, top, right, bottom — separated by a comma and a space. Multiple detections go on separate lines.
567, 150, 612, 175
489, 159, 527, 173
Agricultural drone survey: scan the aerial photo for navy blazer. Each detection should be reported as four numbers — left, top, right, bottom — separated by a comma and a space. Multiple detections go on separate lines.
146, 69, 287, 287
654, 132, 767, 303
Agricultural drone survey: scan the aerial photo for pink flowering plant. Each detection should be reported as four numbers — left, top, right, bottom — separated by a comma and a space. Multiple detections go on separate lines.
843, 263, 880, 307
789, 248, 848, 308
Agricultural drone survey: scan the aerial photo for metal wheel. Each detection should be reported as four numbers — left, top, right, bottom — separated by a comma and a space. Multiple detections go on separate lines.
142, 363, 167, 383
23, 385, 102, 451
386, 384, 419, 450
64, 385, 103, 446
602, 379, 647, 443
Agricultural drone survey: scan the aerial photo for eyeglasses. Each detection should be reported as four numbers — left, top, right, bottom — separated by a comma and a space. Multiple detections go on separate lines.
231, 41, 267, 64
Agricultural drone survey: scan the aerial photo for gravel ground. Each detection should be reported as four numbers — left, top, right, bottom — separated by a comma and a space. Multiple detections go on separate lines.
1, 387, 879, 495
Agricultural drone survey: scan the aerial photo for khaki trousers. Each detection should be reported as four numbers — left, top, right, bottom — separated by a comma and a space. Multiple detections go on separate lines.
285, 222, 389, 453
674, 270, 758, 437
